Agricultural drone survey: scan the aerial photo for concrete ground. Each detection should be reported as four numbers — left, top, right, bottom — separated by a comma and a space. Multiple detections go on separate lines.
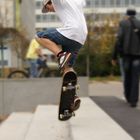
89, 81, 123, 98
0, 80, 140, 140
0, 98, 134, 140
89, 81, 140, 140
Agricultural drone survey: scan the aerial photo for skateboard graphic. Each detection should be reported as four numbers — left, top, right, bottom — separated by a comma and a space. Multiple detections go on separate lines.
58, 71, 79, 121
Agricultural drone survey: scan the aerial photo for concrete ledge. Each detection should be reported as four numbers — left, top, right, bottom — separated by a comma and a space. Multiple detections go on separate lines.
25, 106, 71, 140
0, 98, 134, 140
0, 113, 33, 140
0, 77, 88, 115
70, 98, 134, 140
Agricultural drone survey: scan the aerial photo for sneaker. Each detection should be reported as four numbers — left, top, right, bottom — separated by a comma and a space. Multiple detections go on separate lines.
72, 95, 81, 111
57, 52, 71, 69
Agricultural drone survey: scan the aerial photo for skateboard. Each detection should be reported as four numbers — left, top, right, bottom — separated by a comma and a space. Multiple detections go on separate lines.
58, 71, 79, 121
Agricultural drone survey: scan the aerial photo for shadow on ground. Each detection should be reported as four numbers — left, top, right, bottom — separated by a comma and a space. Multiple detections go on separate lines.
91, 96, 140, 140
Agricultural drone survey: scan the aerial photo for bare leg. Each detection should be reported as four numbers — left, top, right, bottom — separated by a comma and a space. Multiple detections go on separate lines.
35, 37, 62, 56
35, 37, 72, 71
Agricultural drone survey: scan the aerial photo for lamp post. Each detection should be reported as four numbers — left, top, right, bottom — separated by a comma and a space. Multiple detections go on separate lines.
86, 25, 90, 77
0, 39, 4, 78
86, 12, 94, 77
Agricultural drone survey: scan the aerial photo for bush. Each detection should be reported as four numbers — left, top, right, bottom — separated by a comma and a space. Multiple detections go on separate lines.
90, 54, 111, 76
75, 53, 120, 77
74, 54, 87, 76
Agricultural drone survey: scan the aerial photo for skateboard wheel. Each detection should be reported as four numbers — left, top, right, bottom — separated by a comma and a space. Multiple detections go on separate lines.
60, 114, 64, 119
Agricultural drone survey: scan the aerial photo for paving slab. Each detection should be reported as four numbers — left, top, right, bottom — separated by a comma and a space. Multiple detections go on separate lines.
70, 98, 134, 140
0, 97, 134, 140
91, 96, 140, 140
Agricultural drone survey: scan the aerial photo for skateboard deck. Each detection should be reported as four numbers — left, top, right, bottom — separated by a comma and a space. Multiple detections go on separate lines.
58, 71, 77, 121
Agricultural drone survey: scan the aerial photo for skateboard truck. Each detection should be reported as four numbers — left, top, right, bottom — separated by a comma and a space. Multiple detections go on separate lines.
63, 83, 80, 92
59, 110, 75, 119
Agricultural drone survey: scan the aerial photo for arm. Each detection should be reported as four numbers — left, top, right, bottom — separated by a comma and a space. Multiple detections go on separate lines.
36, 48, 42, 56
112, 21, 124, 65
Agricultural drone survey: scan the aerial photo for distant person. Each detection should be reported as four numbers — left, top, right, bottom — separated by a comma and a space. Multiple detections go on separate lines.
26, 39, 42, 77
35, 0, 88, 109
37, 54, 48, 69
112, 7, 140, 107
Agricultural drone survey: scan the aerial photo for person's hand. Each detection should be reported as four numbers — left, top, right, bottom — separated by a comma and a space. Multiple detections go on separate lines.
111, 59, 117, 66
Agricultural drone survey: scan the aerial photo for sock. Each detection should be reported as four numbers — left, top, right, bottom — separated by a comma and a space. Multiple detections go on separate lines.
57, 51, 63, 57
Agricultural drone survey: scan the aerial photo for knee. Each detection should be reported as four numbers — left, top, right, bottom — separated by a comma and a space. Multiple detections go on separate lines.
35, 36, 40, 42
35, 36, 44, 45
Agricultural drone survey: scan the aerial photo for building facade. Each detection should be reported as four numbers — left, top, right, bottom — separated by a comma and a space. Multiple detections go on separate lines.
86, 0, 140, 8
35, 0, 140, 31
35, 0, 60, 30
85, 0, 140, 22
0, 0, 15, 27
0, 0, 15, 69
1, 0, 140, 69
20, 0, 35, 39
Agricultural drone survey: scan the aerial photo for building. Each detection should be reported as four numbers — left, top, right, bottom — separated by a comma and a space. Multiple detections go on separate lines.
0, 0, 15, 28
20, 0, 36, 39
0, 0, 29, 71
85, 0, 140, 22
0, 0, 16, 70
20, 0, 140, 38
35, 0, 61, 31
20, 1, 140, 53
34, 0, 140, 31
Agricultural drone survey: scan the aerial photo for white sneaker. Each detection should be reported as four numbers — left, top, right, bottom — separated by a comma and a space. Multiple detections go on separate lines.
57, 52, 71, 69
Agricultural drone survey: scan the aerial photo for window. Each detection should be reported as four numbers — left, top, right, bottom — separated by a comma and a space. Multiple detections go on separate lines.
36, 15, 42, 22
95, 0, 99, 7
124, 0, 129, 6
36, 1, 41, 9
0, 60, 8, 66
110, 0, 115, 7
101, 0, 106, 7
86, 0, 91, 7
50, 15, 55, 21
136, 0, 140, 5
130, 0, 136, 5
0, 46, 9, 67
116, 0, 121, 7
42, 15, 47, 22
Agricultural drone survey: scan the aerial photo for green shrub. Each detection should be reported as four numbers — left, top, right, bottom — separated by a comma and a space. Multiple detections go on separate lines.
75, 53, 120, 77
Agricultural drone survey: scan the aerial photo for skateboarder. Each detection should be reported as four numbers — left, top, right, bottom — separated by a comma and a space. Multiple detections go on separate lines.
35, 0, 88, 108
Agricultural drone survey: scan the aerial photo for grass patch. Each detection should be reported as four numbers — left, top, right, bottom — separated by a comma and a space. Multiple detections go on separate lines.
90, 75, 121, 82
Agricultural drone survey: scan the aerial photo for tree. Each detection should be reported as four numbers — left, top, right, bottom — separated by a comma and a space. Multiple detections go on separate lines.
75, 13, 120, 76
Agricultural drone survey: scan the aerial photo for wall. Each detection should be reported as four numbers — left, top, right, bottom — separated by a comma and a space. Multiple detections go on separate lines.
0, 77, 88, 115
20, 0, 35, 39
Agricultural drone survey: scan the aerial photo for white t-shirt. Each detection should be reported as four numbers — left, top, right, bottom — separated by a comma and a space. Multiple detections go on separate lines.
52, 0, 88, 45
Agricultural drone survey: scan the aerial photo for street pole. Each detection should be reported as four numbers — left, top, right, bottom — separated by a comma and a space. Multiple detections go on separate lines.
86, 13, 93, 77
0, 40, 4, 78
86, 29, 90, 77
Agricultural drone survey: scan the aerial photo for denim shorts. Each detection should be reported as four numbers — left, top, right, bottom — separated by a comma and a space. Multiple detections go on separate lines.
36, 28, 83, 67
